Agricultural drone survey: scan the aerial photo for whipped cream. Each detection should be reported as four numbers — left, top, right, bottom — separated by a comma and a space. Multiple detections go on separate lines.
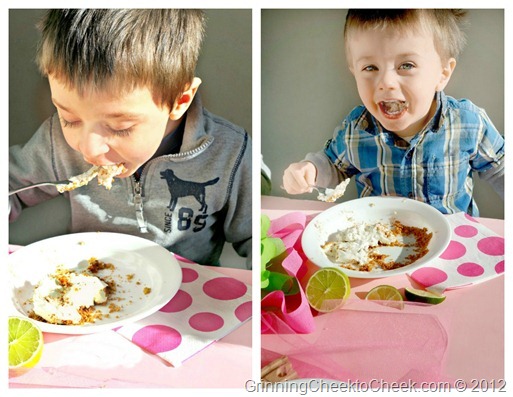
32, 267, 108, 325
321, 219, 431, 272
322, 221, 397, 266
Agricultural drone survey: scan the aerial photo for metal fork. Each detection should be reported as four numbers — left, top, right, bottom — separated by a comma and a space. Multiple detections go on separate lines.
280, 184, 330, 194
308, 185, 332, 195
9, 180, 70, 196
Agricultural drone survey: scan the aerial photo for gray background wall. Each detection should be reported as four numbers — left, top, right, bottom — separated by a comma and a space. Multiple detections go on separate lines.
8, 9, 252, 267
262, 9, 504, 219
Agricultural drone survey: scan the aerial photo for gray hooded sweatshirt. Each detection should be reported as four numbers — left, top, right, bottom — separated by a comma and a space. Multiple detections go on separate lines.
9, 95, 252, 268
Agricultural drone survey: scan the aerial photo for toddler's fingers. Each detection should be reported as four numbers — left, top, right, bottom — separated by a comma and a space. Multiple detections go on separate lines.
283, 162, 315, 194
282, 166, 304, 194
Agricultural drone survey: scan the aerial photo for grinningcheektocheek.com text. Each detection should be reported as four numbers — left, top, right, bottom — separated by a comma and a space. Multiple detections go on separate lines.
244, 378, 507, 393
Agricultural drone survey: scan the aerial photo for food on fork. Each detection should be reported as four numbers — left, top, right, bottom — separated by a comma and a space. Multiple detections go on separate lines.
316, 179, 350, 202
57, 163, 126, 193
96, 164, 127, 189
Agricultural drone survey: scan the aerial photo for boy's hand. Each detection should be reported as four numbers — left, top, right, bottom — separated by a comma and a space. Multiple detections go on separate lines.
282, 161, 317, 194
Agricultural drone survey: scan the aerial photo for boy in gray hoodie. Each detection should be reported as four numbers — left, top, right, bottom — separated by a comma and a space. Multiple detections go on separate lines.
9, 9, 252, 268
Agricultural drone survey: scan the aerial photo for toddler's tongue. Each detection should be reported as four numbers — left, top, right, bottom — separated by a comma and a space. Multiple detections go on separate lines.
380, 100, 408, 115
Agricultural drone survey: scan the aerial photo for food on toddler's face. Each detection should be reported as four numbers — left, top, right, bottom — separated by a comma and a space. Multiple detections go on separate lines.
96, 164, 127, 189
379, 100, 409, 116
57, 164, 126, 193
322, 219, 432, 272
317, 179, 350, 202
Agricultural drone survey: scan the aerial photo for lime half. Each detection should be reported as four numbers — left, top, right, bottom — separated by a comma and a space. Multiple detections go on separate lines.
9, 317, 44, 375
405, 287, 446, 304
305, 267, 351, 312
365, 285, 404, 309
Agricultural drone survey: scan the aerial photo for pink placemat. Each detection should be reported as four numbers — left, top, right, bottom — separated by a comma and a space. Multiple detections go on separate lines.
115, 257, 252, 366
409, 213, 504, 294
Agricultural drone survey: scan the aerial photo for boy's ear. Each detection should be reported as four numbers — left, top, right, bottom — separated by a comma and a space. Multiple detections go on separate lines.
169, 77, 202, 120
436, 58, 457, 92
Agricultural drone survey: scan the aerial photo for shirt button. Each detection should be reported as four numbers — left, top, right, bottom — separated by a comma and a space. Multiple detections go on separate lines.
408, 192, 414, 198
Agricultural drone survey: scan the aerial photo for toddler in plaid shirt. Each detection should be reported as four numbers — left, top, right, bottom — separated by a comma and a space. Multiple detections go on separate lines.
282, 9, 503, 216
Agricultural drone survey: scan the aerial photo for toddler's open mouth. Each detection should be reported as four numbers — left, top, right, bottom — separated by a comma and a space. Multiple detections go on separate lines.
379, 100, 408, 118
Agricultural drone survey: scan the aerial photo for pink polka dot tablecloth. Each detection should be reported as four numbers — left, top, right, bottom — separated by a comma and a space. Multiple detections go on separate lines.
115, 259, 252, 367
409, 212, 504, 294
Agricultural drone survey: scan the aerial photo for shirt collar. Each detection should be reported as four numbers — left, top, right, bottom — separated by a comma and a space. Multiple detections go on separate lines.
428, 91, 448, 132
134, 116, 186, 179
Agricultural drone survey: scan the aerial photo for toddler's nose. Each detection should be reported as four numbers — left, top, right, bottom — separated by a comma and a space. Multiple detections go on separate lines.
377, 69, 399, 90
78, 130, 110, 160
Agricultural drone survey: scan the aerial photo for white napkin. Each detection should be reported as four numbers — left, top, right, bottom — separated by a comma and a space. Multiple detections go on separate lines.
115, 259, 252, 367
409, 212, 504, 294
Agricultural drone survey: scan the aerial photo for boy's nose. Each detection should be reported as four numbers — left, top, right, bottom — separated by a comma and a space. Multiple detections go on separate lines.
78, 130, 110, 160
377, 69, 399, 90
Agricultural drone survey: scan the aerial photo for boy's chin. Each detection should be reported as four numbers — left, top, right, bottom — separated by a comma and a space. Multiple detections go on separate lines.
117, 162, 151, 178
376, 116, 414, 136
114, 164, 135, 178
119, 168, 135, 178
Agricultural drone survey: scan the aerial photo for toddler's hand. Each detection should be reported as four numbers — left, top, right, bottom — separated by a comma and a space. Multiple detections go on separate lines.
282, 161, 317, 194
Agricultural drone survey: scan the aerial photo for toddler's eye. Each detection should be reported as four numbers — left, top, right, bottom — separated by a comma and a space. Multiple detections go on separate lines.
399, 62, 415, 70
60, 118, 81, 128
108, 126, 134, 137
362, 65, 378, 72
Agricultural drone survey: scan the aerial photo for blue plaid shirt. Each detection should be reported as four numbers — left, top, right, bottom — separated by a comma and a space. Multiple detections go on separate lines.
314, 92, 504, 216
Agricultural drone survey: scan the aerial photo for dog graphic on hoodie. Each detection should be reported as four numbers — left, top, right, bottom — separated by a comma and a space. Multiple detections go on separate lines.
160, 169, 219, 214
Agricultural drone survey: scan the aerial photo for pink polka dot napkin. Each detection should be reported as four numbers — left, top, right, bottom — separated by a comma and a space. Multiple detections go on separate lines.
115, 258, 252, 367
409, 213, 504, 294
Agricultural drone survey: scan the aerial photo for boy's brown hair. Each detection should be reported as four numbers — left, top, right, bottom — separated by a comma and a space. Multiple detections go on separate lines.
36, 9, 206, 110
344, 9, 467, 63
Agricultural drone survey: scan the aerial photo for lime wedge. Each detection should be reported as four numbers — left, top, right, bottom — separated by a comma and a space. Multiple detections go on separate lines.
305, 267, 351, 312
405, 287, 446, 304
9, 317, 44, 376
365, 285, 404, 309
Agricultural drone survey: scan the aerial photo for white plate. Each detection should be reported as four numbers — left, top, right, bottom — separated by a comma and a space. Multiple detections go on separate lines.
8, 232, 182, 334
302, 197, 451, 278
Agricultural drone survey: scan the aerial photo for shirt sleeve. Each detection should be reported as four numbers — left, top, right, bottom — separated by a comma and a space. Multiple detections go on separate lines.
304, 115, 357, 188
471, 108, 505, 174
463, 104, 505, 201
479, 159, 504, 200
9, 116, 61, 222
223, 132, 252, 269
